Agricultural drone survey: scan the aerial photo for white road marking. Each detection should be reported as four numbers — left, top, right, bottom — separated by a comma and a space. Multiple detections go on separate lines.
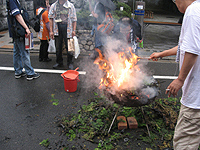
153, 75, 177, 80
0, 67, 86, 75
0, 67, 178, 79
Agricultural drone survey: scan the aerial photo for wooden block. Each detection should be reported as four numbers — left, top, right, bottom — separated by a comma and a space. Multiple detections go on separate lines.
117, 116, 127, 130
127, 117, 138, 129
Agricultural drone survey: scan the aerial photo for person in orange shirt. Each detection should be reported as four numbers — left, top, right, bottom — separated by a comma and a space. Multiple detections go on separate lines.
36, 1, 52, 62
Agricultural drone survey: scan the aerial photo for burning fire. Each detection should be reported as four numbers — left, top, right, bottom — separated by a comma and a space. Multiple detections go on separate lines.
94, 47, 143, 91
92, 45, 159, 107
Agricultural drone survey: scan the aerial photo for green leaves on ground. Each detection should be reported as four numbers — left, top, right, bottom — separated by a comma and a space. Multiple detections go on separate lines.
50, 94, 59, 106
39, 138, 50, 147
58, 97, 181, 149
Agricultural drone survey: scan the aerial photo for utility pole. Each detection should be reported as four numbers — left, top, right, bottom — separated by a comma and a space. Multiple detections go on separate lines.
134, 1, 145, 35
133, 0, 135, 10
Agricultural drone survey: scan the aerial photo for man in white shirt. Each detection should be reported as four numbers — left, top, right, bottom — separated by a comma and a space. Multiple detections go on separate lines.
49, 0, 77, 69
149, 0, 200, 149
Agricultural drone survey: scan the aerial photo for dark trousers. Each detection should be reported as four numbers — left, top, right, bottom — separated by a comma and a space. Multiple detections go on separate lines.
39, 40, 49, 60
55, 23, 73, 65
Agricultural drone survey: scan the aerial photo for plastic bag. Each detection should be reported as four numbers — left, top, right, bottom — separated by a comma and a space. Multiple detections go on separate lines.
68, 38, 74, 52
25, 33, 34, 50
73, 36, 80, 59
48, 39, 56, 53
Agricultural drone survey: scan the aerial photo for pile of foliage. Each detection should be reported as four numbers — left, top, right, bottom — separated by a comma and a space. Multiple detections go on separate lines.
55, 95, 181, 149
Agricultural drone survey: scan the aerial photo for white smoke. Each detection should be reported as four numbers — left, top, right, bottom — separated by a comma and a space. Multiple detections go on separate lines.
81, 34, 156, 98
102, 38, 154, 92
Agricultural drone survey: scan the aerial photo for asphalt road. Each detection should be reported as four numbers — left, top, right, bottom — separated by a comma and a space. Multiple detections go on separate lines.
0, 51, 95, 150
0, 49, 181, 150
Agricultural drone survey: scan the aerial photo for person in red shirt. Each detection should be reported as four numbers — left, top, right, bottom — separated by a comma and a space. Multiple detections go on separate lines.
36, 1, 52, 62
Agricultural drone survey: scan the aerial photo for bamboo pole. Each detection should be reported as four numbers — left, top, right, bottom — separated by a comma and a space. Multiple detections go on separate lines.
108, 106, 120, 133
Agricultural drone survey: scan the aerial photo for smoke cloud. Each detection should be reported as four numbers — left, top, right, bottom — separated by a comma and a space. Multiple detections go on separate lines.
81, 36, 155, 96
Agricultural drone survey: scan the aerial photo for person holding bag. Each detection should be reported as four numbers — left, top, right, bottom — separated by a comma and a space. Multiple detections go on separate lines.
36, 1, 52, 62
7, 0, 40, 81
49, 0, 77, 70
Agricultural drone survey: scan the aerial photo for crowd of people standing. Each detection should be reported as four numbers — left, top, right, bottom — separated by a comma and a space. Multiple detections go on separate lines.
7, 0, 77, 81
36, 0, 77, 70
7, 0, 142, 77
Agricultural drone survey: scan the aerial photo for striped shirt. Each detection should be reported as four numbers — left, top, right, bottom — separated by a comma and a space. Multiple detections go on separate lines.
48, 0, 77, 38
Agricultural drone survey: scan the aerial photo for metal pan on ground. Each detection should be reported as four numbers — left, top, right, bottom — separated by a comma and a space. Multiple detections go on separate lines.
103, 77, 160, 107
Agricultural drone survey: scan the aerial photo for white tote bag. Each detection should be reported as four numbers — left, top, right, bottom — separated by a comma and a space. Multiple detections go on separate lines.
48, 39, 56, 53
73, 36, 80, 59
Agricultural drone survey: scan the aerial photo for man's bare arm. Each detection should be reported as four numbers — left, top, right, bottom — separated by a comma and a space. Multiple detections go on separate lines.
15, 14, 31, 37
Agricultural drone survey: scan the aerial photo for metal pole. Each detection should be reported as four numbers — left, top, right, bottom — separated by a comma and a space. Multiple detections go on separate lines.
133, 0, 135, 10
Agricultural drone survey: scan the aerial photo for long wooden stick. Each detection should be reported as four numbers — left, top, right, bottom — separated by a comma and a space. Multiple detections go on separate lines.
108, 106, 120, 133
141, 107, 151, 137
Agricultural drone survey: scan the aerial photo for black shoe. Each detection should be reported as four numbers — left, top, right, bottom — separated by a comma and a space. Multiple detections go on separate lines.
53, 63, 63, 69
27, 73, 40, 81
39, 58, 43, 62
43, 58, 52, 62
15, 72, 26, 79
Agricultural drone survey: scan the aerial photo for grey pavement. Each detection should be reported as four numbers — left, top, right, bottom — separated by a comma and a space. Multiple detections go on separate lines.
0, 28, 40, 52
142, 13, 181, 59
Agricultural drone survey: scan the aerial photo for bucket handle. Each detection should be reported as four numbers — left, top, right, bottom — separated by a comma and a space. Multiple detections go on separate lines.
75, 67, 79, 71
61, 67, 79, 79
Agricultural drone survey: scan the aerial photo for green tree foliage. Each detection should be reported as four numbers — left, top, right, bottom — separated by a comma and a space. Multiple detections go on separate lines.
112, 2, 132, 21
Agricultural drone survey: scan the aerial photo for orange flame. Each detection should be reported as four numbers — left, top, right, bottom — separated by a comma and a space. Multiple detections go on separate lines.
94, 47, 141, 90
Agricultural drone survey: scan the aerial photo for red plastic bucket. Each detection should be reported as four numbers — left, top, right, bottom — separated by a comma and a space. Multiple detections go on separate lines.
63, 76, 80, 92
61, 68, 80, 92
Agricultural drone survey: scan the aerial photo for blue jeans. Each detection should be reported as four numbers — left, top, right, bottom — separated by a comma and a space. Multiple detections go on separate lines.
13, 38, 35, 75
91, 25, 103, 48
